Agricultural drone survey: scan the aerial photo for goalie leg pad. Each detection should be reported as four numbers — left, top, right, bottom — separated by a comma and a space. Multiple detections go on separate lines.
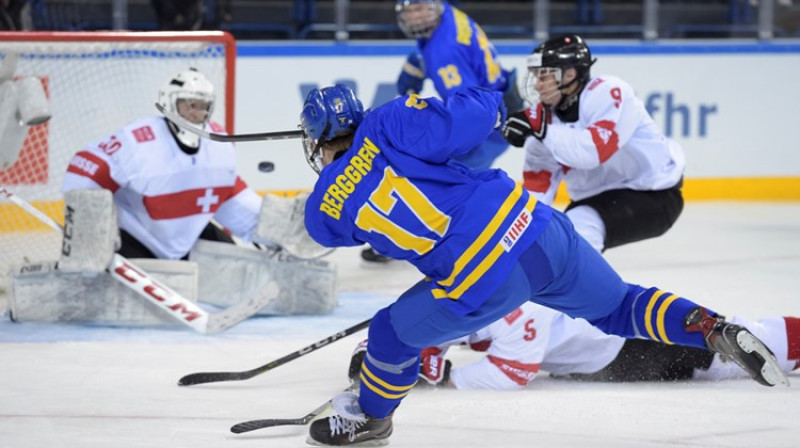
10, 259, 198, 326
60, 189, 120, 273
190, 240, 336, 315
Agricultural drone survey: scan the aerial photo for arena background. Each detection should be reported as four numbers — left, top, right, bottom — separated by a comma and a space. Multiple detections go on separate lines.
234, 40, 800, 202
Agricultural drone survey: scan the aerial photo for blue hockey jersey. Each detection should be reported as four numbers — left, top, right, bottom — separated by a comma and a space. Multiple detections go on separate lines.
419, 3, 511, 99
305, 87, 553, 315
415, 3, 513, 169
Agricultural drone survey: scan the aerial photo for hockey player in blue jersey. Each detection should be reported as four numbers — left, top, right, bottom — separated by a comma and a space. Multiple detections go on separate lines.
394, 0, 523, 170
361, 0, 525, 264
299, 84, 787, 446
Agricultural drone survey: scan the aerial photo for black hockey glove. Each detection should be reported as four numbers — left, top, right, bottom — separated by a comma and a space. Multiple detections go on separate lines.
501, 103, 550, 147
348, 339, 368, 383
396, 52, 425, 96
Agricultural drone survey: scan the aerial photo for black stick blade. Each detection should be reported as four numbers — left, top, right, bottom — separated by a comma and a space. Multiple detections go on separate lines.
177, 371, 252, 386
231, 418, 308, 433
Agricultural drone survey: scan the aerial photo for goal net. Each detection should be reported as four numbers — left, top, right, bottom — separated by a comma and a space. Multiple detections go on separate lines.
0, 31, 236, 301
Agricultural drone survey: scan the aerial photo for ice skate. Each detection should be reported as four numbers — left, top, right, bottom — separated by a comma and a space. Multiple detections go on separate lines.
686, 307, 789, 387
307, 391, 392, 446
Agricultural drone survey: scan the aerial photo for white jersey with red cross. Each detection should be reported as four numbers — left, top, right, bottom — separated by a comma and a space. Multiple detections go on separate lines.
62, 116, 262, 259
522, 74, 685, 202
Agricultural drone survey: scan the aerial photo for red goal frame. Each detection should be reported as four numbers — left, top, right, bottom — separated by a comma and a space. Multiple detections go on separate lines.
0, 31, 237, 132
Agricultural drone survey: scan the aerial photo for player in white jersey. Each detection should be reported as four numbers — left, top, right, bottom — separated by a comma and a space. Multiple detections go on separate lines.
62, 68, 263, 260
52, 68, 336, 321
349, 302, 800, 390
502, 35, 685, 252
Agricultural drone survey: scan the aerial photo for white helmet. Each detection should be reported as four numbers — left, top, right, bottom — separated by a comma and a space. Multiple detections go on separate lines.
157, 68, 215, 148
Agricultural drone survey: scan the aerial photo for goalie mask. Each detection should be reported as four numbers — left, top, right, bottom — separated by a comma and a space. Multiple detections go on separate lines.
523, 35, 596, 108
299, 84, 364, 174
157, 68, 215, 148
396, 0, 444, 39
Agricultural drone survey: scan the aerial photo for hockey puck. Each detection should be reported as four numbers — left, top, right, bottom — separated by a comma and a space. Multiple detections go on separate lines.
258, 161, 275, 173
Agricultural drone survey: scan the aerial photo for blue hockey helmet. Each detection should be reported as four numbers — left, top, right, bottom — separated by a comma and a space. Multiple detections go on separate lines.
396, 0, 444, 39
299, 84, 365, 174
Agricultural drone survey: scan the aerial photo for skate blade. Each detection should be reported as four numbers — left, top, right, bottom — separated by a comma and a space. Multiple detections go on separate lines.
306, 436, 390, 447
737, 331, 790, 387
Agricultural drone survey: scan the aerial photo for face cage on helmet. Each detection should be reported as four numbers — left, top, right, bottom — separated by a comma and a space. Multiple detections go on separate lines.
172, 92, 214, 122
396, 1, 441, 39
302, 132, 324, 175
522, 66, 562, 105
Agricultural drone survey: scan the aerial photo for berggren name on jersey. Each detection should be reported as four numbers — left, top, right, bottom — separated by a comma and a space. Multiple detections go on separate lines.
319, 137, 382, 220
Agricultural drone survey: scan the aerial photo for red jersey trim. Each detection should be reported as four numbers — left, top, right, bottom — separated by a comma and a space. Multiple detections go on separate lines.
469, 340, 492, 352
66, 151, 119, 193
232, 176, 248, 195
503, 307, 524, 325
487, 354, 540, 386
588, 120, 620, 163
143, 185, 236, 220
587, 78, 605, 91
522, 170, 554, 194
784, 317, 800, 370
132, 125, 156, 143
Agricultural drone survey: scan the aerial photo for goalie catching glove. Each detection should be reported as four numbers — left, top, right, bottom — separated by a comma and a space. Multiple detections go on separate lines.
502, 103, 550, 147
255, 193, 331, 259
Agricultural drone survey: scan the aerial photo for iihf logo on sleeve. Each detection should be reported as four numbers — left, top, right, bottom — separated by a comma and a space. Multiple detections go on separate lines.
500, 208, 532, 252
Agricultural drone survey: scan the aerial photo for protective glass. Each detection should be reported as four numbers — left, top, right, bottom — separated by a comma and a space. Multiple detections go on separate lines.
176, 98, 212, 125
396, 1, 441, 38
523, 66, 562, 105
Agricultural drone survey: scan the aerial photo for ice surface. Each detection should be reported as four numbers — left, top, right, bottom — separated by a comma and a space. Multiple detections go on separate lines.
1, 202, 799, 448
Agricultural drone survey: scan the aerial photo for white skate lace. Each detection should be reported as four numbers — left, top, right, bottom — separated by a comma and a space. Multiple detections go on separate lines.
332, 391, 367, 421
328, 415, 366, 442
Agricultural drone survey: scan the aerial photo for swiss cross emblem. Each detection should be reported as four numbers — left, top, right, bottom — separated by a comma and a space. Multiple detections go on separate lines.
196, 188, 220, 213
132, 126, 155, 143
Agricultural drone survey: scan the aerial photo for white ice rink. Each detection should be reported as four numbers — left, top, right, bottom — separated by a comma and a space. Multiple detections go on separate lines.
1, 202, 799, 448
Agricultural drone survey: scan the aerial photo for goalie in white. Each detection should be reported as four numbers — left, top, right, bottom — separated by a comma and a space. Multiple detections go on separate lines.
52, 68, 335, 320
64, 68, 285, 260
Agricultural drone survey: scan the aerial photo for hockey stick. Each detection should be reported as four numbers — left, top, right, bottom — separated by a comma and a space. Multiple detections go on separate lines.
155, 103, 305, 142
0, 186, 276, 335
230, 383, 359, 434
108, 254, 277, 335
178, 318, 371, 386
0, 186, 62, 232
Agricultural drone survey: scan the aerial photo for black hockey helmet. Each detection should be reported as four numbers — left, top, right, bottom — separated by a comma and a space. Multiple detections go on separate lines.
528, 35, 596, 85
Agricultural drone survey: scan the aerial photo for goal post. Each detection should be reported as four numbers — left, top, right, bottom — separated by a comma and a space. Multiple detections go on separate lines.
0, 31, 237, 299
